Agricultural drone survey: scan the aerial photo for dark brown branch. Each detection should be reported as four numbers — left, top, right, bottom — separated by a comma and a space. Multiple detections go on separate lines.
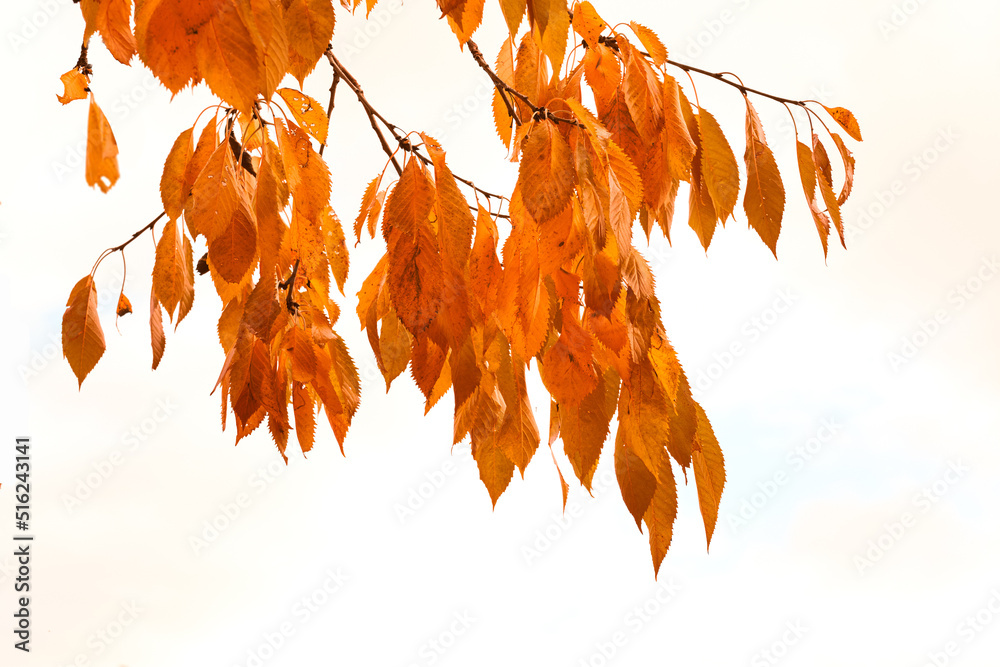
325, 46, 510, 216
467, 38, 582, 128
466, 39, 522, 126
318, 65, 340, 157
595, 35, 809, 109
110, 211, 166, 253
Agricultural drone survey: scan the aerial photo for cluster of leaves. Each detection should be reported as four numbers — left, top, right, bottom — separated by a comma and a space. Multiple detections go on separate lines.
58, 0, 860, 574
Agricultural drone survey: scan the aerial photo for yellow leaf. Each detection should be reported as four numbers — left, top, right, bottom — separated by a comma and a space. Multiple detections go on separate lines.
691, 403, 726, 550
56, 69, 88, 105
62, 275, 106, 387
821, 104, 863, 141
629, 21, 667, 67
743, 99, 785, 256
195, 2, 264, 113
278, 87, 329, 144
85, 95, 119, 193
153, 218, 195, 324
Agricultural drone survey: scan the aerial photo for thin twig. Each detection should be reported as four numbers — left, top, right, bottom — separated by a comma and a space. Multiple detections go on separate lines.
325, 46, 510, 214
318, 65, 340, 157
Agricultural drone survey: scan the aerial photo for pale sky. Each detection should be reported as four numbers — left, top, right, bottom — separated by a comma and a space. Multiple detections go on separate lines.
2, 0, 1000, 665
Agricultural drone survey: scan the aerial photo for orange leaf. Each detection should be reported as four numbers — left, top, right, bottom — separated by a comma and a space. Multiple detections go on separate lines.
382, 158, 443, 335
96, 0, 137, 64
195, 1, 266, 114
829, 131, 856, 206
278, 87, 329, 144
813, 134, 844, 248
116, 292, 132, 317
795, 140, 830, 257
499, 0, 526, 35
446, 0, 485, 44
643, 456, 678, 577
559, 368, 618, 490
742, 99, 785, 256
160, 127, 194, 221
615, 425, 656, 529
56, 69, 88, 105
188, 142, 240, 241
697, 107, 739, 223
293, 382, 316, 454
572, 1, 605, 45
85, 95, 119, 193
540, 314, 598, 407
518, 119, 575, 223
285, 0, 336, 84
691, 403, 726, 550
821, 104, 863, 142
629, 21, 667, 67
149, 284, 166, 370
62, 276, 106, 387
153, 218, 195, 324
492, 37, 516, 148
320, 206, 349, 294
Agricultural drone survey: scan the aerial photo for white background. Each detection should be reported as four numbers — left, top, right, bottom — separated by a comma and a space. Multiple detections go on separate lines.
2, 0, 999, 665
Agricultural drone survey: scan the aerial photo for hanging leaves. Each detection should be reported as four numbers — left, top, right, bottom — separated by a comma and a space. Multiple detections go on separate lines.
62, 276, 106, 387
61, 0, 865, 575
85, 94, 119, 193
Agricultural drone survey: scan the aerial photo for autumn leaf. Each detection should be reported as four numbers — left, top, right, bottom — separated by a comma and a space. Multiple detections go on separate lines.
821, 104, 863, 141
150, 285, 166, 370
691, 403, 726, 550
286, 0, 336, 84
518, 119, 575, 223
615, 426, 657, 529
62, 276, 106, 387
742, 99, 785, 256
95, 0, 137, 65
57, 69, 89, 105
644, 456, 678, 577
382, 158, 443, 335
153, 218, 195, 324
160, 127, 194, 221
696, 107, 739, 223
116, 292, 133, 317
278, 87, 329, 144
86, 95, 119, 193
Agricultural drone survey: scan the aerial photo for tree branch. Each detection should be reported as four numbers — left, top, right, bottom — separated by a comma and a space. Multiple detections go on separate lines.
466, 38, 582, 127
325, 46, 510, 216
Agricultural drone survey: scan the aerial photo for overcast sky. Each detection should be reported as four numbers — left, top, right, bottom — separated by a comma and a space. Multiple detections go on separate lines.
2, 0, 1000, 665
